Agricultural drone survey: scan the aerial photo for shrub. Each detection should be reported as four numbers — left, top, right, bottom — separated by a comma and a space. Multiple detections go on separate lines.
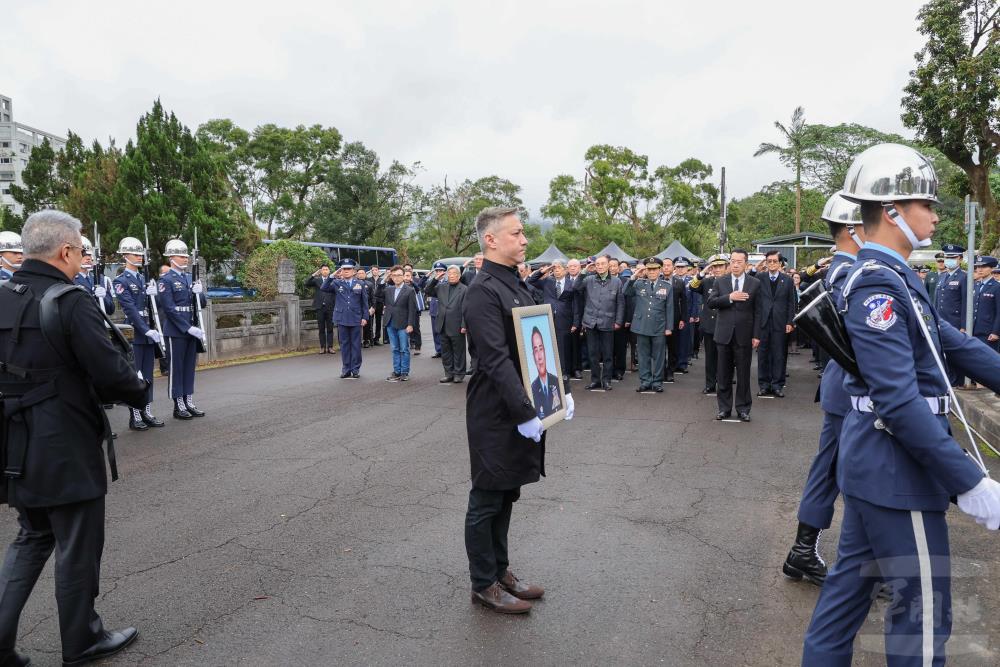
238, 240, 329, 300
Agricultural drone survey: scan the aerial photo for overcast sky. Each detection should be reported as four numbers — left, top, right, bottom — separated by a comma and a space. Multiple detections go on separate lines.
3, 0, 929, 220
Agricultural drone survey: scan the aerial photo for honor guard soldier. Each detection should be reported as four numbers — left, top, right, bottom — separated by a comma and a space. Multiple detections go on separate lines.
75, 236, 115, 315
624, 257, 674, 392
782, 192, 865, 586
934, 243, 968, 386
157, 239, 207, 419
321, 258, 368, 378
114, 236, 165, 430
0, 231, 23, 281
802, 144, 1000, 666
971, 255, 1000, 353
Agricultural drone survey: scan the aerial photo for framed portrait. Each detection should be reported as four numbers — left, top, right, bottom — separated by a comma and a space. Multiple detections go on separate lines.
512, 304, 567, 429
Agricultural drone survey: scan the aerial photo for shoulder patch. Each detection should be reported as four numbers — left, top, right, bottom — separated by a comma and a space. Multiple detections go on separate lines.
863, 293, 898, 331
115, 283, 125, 294
158, 282, 166, 293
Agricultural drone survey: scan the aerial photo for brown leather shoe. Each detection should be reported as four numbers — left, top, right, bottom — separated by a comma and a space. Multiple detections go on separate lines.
471, 582, 532, 614
500, 570, 544, 600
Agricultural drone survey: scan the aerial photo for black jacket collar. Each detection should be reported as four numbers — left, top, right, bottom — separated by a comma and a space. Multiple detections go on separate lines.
12, 258, 73, 284
482, 258, 521, 289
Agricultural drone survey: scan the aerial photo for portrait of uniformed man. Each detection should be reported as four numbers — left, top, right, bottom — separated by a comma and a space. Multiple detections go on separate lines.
528, 325, 562, 419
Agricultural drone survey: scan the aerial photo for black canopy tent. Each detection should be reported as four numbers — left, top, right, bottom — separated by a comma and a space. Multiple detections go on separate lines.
594, 241, 639, 264
654, 240, 702, 263
527, 243, 569, 267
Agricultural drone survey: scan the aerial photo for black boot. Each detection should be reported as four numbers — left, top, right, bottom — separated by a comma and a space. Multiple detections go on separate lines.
173, 397, 193, 420
185, 395, 205, 417
782, 522, 827, 586
142, 404, 164, 427
128, 408, 148, 431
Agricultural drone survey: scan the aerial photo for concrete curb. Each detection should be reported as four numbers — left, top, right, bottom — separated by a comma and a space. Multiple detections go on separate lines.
954, 389, 1000, 456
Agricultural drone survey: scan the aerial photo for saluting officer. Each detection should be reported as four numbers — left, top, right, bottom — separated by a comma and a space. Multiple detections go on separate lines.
934, 243, 968, 386
75, 236, 115, 315
157, 239, 207, 419
0, 231, 23, 281
970, 255, 999, 355
802, 144, 1000, 665
689, 254, 728, 394
624, 257, 674, 393
322, 258, 369, 378
114, 237, 165, 431
782, 192, 865, 586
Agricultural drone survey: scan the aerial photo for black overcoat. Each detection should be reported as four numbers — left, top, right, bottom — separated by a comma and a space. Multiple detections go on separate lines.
463, 259, 569, 490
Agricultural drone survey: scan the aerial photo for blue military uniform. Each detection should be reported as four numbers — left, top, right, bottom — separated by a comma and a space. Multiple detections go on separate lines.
803, 243, 1000, 666
794, 251, 856, 533
322, 259, 369, 377
428, 262, 445, 356
114, 268, 158, 405
676, 259, 693, 371
0, 268, 12, 282
74, 272, 115, 315
157, 267, 206, 402
972, 256, 1000, 353
934, 244, 967, 386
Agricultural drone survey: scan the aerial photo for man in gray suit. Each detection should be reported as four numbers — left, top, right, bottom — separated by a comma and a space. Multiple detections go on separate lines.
424, 265, 468, 383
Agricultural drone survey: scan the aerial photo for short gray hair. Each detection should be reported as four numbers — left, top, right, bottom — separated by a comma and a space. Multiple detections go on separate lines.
476, 206, 519, 250
551, 259, 565, 268
22, 210, 82, 259
447, 264, 461, 274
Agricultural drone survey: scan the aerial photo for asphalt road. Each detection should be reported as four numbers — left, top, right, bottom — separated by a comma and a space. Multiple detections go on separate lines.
4, 322, 998, 666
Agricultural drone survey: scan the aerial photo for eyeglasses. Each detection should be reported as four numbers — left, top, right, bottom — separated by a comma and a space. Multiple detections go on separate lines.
65, 244, 84, 255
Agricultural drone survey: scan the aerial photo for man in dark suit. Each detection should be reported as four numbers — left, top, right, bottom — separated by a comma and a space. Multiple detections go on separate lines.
460, 252, 484, 286
708, 249, 761, 422
305, 264, 336, 354
754, 250, 796, 396
529, 326, 563, 418
424, 264, 468, 382
660, 258, 689, 383
378, 266, 418, 381
690, 254, 728, 394
526, 260, 577, 381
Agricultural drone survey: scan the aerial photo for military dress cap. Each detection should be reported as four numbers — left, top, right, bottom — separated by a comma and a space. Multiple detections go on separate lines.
940, 243, 965, 256
644, 257, 663, 269
674, 256, 690, 267
974, 255, 998, 268
934, 252, 945, 260
338, 258, 357, 269
917, 264, 930, 273
0, 231, 23, 253
710, 254, 730, 266
993, 265, 1000, 274
432, 261, 446, 271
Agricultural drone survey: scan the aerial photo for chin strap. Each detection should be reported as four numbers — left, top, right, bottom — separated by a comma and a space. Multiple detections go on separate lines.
884, 205, 932, 249
846, 225, 863, 249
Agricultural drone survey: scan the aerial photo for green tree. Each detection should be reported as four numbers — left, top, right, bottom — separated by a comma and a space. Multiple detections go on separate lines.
726, 182, 827, 251
238, 239, 329, 300
902, 0, 1000, 251
306, 141, 423, 247
8, 138, 62, 219
800, 124, 906, 194
754, 106, 810, 234
115, 100, 258, 269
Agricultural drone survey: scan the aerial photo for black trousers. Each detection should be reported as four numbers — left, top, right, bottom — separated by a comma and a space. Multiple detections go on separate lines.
441, 332, 467, 376
702, 333, 717, 390
0, 497, 106, 659
586, 329, 614, 384
555, 327, 571, 378
411, 311, 422, 350
717, 340, 752, 415
692, 322, 702, 356
362, 314, 374, 345
567, 329, 583, 374
612, 328, 628, 376
757, 327, 788, 391
316, 304, 334, 349
373, 304, 384, 343
627, 330, 638, 367
465, 487, 520, 591
665, 326, 680, 376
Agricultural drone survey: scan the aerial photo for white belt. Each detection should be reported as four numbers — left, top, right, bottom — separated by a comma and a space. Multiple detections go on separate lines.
851, 395, 950, 415
175, 306, 192, 312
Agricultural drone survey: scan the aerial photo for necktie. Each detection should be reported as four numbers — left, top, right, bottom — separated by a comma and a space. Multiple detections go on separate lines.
557, 280, 563, 296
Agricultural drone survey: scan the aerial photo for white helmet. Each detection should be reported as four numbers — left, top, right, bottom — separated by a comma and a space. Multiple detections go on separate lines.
841, 143, 939, 205
0, 231, 23, 253
820, 192, 862, 225
164, 239, 189, 257
118, 236, 145, 255
80, 235, 94, 256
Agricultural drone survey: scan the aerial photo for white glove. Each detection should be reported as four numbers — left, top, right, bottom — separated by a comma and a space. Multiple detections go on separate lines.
192, 281, 203, 294
94, 286, 107, 299
145, 330, 162, 343
187, 326, 206, 340
146, 283, 158, 296
957, 477, 1000, 530
564, 393, 575, 421
517, 417, 544, 443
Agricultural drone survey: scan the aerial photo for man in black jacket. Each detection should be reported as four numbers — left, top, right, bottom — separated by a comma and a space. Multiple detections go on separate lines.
708, 249, 761, 421
378, 266, 418, 381
526, 261, 577, 382
0, 210, 149, 666
305, 264, 336, 354
690, 255, 728, 394
424, 265, 467, 382
755, 250, 796, 396
463, 206, 574, 615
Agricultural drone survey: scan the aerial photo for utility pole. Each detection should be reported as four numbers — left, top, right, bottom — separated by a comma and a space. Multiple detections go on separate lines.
964, 195, 978, 335
719, 167, 727, 253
